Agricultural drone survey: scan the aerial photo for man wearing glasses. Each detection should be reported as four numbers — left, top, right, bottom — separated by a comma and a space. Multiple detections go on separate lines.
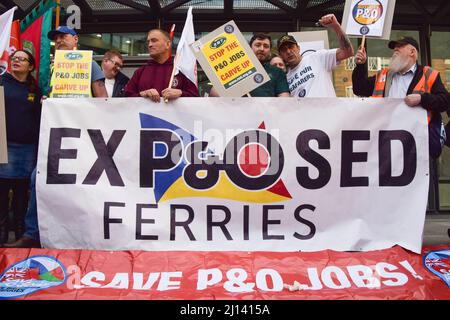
101, 50, 130, 98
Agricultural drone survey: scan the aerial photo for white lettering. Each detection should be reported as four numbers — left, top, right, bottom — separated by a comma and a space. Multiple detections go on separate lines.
197, 268, 222, 290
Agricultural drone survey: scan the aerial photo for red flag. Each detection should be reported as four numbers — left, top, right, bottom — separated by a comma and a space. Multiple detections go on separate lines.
21, 17, 44, 83
21, 6, 53, 95
0, 20, 21, 74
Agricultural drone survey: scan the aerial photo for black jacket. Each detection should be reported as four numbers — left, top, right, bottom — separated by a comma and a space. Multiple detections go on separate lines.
102, 71, 130, 97
352, 63, 450, 113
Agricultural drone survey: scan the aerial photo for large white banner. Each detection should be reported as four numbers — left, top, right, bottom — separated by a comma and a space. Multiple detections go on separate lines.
37, 97, 429, 253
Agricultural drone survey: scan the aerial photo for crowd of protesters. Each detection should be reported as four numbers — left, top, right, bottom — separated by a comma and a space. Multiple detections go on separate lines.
0, 12, 449, 248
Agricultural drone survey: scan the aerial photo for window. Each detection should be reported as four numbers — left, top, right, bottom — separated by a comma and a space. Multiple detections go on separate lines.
446, 70, 450, 88
430, 31, 450, 211
345, 57, 356, 71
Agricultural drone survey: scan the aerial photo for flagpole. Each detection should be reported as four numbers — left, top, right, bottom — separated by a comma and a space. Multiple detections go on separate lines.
361, 35, 366, 49
169, 24, 175, 57
55, 0, 61, 28
164, 52, 181, 103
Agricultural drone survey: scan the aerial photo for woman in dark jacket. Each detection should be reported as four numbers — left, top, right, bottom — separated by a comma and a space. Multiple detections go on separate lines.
0, 50, 42, 246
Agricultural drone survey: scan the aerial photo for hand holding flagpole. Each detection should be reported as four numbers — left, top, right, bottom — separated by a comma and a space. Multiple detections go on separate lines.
164, 52, 181, 103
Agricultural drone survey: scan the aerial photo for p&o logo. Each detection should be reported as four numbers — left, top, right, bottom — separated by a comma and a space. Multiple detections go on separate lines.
352, 0, 384, 25
0, 256, 67, 299
140, 113, 292, 203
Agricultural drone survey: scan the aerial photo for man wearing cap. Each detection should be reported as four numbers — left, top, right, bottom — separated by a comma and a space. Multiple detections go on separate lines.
47, 26, 107, 98
352, 36, 450, 158
124, 28, 198, 101
278, 14, 354, 98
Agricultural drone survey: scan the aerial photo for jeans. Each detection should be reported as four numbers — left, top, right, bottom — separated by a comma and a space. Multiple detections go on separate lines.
0, 178, 29, 240
23, 168, 39, 240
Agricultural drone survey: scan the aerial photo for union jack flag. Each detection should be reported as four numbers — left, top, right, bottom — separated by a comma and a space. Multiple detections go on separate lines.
425, 258, 447, 267
2, 267, 27, 281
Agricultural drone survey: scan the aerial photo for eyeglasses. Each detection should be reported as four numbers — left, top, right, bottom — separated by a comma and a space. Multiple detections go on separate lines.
11, 56, 30, 63
107, 59, 123, 69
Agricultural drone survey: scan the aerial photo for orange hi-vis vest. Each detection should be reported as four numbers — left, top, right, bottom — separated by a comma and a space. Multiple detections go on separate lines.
371, 66, 439, 123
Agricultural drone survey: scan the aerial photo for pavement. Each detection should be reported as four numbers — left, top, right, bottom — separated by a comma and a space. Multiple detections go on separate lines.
423, 215, 450, 246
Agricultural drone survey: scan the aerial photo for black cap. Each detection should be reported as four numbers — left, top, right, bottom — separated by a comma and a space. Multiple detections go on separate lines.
388, 36, 419, 52
277, 35, 298, 51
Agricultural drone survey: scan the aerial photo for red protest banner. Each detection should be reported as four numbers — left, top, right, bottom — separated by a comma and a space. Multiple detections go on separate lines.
0, 245, 449, 300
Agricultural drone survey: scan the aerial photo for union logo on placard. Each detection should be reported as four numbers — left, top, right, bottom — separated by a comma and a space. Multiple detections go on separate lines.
64, 52, 83, 60
0, 256, 67, 299
210, 37, 227, 50
424, 249, 450, 288
352, 0, 384, 25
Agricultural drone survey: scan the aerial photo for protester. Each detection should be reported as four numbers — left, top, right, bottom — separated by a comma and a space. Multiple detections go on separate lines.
101, 50, 129, 97
210, 33, 290, 97
270, 55, 286, 73
278, 14, 354, 98
48, 26, 107, 97
352, 36, 450, 158
4, 26, 107, 248
125, 29, 198, 101
0, 50, 41, 246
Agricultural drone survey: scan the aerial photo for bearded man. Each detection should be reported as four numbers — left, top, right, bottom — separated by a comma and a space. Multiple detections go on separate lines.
352, 36, 450, 159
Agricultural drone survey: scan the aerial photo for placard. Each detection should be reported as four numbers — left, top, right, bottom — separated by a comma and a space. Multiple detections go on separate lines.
50, 50, 93, 98
288, 30, 330, 56
190, 21, 269, 97
342, 0, 396, 40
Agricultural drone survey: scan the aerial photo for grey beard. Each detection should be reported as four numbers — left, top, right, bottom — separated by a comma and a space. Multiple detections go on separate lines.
389, 55, 409, 73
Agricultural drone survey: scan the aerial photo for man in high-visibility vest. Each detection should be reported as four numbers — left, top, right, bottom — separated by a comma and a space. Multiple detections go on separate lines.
352, 36, 450, 159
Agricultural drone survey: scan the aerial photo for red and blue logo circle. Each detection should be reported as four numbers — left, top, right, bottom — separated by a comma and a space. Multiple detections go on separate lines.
0, 255, 67, 299
424, 249, 450, 288
352, 0, 384, 25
